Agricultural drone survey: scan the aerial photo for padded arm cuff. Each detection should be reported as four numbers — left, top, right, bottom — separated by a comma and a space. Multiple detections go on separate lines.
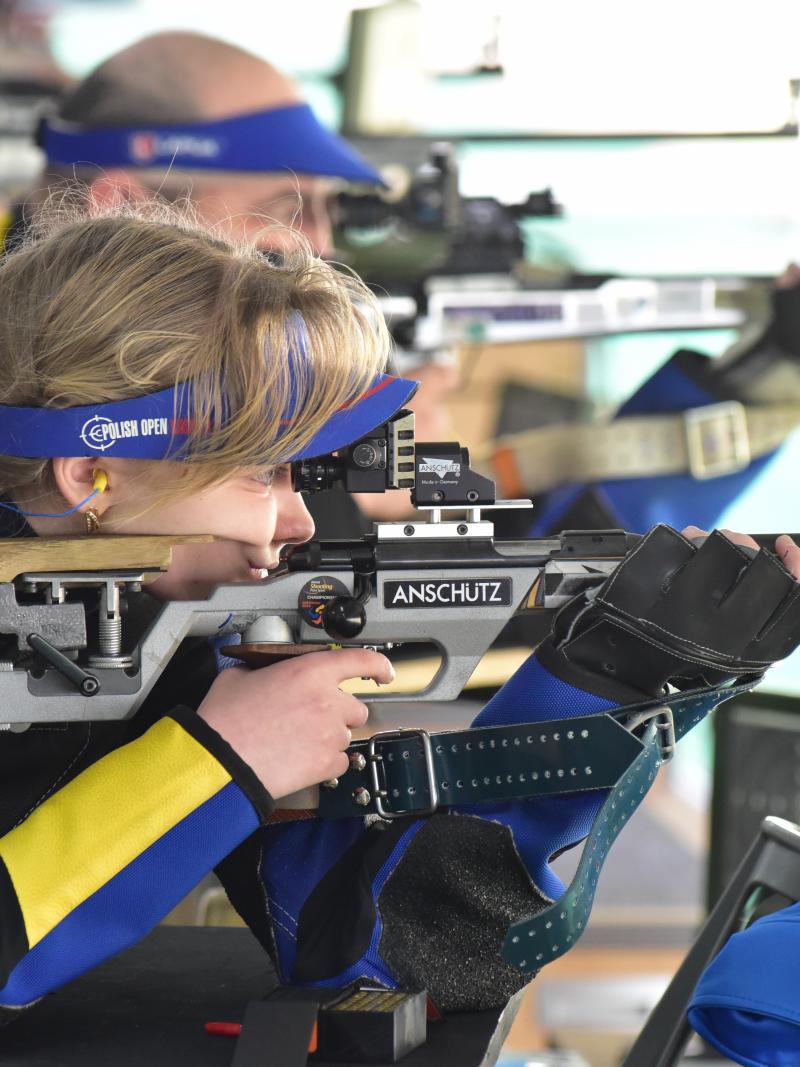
536, 636, 649, 706
167, 707, 274, 824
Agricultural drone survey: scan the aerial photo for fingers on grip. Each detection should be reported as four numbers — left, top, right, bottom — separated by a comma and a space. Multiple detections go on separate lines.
599, 524, 695, 614
721, 548, 797, 637
749, 582, 800, 661
345, 699, 370, 729
660, 530, 751, 612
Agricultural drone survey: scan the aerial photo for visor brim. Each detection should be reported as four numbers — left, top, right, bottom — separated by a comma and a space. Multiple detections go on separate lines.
287, 374, 418, 461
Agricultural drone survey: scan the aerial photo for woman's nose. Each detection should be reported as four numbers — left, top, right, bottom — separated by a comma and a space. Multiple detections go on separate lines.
274, 488, 315, 546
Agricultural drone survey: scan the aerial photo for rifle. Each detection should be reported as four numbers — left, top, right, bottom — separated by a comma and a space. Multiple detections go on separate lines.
0, 408, 787, 728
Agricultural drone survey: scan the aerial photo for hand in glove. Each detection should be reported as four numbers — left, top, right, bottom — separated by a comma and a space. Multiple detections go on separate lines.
538, 525, 800, 702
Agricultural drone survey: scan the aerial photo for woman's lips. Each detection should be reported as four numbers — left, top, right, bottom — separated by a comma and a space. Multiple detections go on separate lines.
248, 558, 279, 580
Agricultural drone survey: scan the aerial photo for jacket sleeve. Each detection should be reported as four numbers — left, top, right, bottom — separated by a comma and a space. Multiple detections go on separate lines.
0, 708, 272, 1014
218, 649, 624, 1013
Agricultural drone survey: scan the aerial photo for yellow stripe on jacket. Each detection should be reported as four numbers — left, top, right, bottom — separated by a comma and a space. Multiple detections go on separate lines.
0, 717, 230, 947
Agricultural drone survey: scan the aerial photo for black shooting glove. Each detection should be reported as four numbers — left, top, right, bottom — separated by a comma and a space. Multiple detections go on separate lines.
538, 524, 800, 702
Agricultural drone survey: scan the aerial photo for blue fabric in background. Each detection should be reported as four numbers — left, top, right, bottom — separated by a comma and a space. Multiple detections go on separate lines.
689, 902, 800, 1067
531, 355, 776, 536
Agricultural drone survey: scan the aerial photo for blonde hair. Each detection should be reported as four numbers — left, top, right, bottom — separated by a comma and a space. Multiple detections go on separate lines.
0, 189, 390, 504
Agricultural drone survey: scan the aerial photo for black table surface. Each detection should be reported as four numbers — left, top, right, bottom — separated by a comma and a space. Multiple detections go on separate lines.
1, 926, 518, 1067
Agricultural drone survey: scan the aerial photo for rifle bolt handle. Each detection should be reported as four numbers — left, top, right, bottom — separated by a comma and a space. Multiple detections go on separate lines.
324, 597, 367, 640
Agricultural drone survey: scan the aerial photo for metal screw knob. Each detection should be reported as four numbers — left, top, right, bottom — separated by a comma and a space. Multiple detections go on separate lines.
352, 786, 371, 806
349, 752, 367, 772
321, 778, 339, 790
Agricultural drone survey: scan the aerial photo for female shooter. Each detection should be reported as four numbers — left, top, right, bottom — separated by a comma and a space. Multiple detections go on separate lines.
1, 195, 800, 1023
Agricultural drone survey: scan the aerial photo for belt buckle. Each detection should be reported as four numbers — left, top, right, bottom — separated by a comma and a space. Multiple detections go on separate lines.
622, 704, 676, 762
684, 400, 750, 480
654, 707, 676, 762
367, 728, 439, 820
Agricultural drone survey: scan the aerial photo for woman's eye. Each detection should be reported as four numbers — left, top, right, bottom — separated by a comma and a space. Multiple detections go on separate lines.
251, 469, 275, 488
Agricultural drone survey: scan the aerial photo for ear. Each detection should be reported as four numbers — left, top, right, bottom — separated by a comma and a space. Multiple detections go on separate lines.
51, 457, 112, 515
88, 170, 150, 209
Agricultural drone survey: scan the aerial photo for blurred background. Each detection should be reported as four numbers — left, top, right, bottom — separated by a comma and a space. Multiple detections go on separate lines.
5, 1, 800, 1063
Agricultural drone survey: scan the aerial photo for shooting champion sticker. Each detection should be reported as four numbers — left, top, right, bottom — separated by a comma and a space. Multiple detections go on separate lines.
299, 576, 350, 628
383, 577, 513, 609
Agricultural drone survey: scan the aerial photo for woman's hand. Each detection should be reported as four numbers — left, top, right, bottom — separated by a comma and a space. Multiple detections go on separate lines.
682, 527, 800, 581
198, 648, 394, 799
544, 524, 800, 700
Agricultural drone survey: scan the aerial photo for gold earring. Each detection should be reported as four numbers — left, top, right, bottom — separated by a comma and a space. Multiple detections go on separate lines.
85, 508, 101, 535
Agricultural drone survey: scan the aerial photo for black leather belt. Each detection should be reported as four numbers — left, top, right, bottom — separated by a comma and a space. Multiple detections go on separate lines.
317, 677, 757, 971
320, 714, 644, 819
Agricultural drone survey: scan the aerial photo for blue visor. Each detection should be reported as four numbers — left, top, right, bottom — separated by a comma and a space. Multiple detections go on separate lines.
0, 374, 417, 463
40, 103, 384, 185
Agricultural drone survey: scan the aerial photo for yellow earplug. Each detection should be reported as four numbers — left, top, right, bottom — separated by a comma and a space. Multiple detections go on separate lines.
92, 469, 108, 494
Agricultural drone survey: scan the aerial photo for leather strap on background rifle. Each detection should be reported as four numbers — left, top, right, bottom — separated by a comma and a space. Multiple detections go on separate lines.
474, 401, 800, 497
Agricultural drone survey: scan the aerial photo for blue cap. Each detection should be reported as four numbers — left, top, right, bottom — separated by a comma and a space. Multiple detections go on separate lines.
40, 103, 384, 185
0, 373, 418, 463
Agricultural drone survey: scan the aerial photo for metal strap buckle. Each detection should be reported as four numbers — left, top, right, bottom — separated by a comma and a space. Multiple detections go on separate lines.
622, 705, 676, 763
684, 401, 751, 480
367, 728, 439, 820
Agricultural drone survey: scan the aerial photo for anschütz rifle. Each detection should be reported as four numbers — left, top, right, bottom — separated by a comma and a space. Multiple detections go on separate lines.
0, 408, 785, 728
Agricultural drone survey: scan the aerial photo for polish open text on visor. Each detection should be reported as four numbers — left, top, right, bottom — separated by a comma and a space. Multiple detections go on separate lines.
0, 374, 418, 464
